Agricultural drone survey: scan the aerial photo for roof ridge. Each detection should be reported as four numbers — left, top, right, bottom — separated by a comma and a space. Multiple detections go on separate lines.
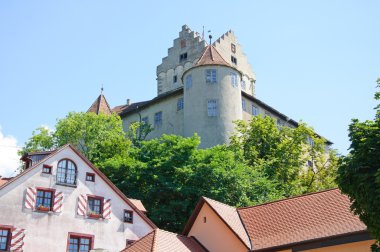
203, 196, 236, 209
238, 188, 340, 211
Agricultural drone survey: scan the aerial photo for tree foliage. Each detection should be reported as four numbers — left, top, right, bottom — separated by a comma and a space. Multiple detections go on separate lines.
337, 78, 380, 251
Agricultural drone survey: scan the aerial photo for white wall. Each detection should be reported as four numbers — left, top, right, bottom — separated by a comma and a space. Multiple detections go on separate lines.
0, 146, 153, 252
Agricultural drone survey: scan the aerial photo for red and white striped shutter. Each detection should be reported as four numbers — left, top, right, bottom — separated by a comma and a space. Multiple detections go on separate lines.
24, 187, 36, 210
103, 198, 111, 219
10, 228, 25, 252
53, 191, 64, 213
77, 194, 87, 216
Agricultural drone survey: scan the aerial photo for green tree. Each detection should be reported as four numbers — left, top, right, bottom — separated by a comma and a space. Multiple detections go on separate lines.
337, 79, 380, 251
20, 112, 132, 167
230, 116, 338, 196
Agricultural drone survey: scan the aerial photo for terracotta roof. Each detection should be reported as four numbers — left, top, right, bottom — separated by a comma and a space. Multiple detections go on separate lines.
194, 45, 230, 67
122, 229, 208, 252
87, 94, 112, 115
237, 188, 367, 251
128, 198, 147, 212
112, 104, 130, 114
0, 177, 12, 186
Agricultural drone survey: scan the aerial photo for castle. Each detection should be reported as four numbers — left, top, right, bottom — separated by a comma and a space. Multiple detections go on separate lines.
108, 25, 327, 148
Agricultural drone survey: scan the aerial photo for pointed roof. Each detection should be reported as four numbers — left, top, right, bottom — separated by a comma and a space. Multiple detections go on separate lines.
194, 45, 230, 67
87, 94, 112, 115
122, 229, 207, 252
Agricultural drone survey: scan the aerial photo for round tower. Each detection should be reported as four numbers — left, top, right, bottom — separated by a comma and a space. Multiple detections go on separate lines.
182, 45, 243, 148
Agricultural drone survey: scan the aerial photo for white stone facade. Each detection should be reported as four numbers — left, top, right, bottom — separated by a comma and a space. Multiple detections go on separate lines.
0, 145, 154, 252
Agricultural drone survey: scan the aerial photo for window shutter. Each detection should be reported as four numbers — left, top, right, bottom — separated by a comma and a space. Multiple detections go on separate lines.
77, 194, 87, 216
53, 191, 64, 213
103, 198, 111, 219
10, 228, 25, 252
24, 187, 36, 210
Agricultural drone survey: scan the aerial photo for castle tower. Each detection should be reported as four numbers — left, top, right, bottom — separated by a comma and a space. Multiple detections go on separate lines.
182, 45, 243, 148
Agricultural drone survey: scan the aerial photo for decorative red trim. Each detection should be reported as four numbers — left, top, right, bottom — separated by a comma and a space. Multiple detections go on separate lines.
66, 232, 94, 252
85, 172, 95, 182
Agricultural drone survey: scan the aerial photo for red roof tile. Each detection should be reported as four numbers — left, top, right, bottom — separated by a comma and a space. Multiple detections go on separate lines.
122, 229, 207, 252
194, 45, 230, 67
87, 94, 112, 115
237, 188, 367, 250
128, 198, 147, 212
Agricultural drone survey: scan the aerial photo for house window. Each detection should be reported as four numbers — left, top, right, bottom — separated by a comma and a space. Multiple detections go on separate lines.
68, 234, 93, 252
231, 56, 237, 65
173, 75, 177, 84
56, 159, 77, 186
35, 189, 53, 211
241, 80, 246, 90
205, 69, 217, 84
0, 228, 10, 251
231, 73, 238, 87
42, 164, 52, 174
185, 74, 192, 90
86, 173, 95, 182
179, 53, 187, 62
207, 100, 218, 117
231, 43, 236, 53
177, 97, 184, 111
124, 210, 133, 223
87, 197, 102, 216
142, 116, 149, 125
252, 105, 259, 116
180, 39, 186, 48
154, 112, 162, 128
242, 100, 247, 111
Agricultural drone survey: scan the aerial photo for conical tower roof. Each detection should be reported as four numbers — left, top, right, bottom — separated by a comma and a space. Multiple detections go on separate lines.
194, 45, 231, 67
87, 94, 112, 115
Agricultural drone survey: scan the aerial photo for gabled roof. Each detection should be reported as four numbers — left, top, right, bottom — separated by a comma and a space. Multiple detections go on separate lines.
122, 229, 208, 252
194, 45, 230, 68
87, 94, 112, 115
237, 188, 367, 251
183, 197, 251, 250
0, 144, 156, 229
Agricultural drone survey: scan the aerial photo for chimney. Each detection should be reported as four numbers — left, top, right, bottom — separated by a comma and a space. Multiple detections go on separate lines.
126, 99, 131, 106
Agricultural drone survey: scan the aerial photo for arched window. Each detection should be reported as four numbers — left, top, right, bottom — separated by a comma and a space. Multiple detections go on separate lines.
56, 159, 77, 185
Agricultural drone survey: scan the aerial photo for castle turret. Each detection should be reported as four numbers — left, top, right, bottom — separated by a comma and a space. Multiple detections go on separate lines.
182, 45, 243, 148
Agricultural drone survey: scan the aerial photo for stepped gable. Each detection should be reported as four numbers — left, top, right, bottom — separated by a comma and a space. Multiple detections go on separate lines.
194, 45, 231, 68
237, 188, 367, 250
87, 94, 112, 115
122, 229, 207, 252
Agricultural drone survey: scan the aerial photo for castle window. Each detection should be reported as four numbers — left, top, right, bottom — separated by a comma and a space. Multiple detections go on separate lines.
231, 43, 236, 53
173, 75, 178, 84
185, 74, 192, 90
205, 69, 217, 84
154, 112, 162, 128
242, 100, 247, 111
87, 196, 103, 217
35, 189, 53, 211
56, 159, 77, 186
0, 228, 10, 251
68, 233, 93, 252
207, 100, 218, 117
180, 39, 186, 48
177, 97, 184, 111
241, 80, 246, 90
252, 105, 259, 116
179, 53, 187, 62
124, 210, 133, 223
231, 56, 237, 65
231, 73, 238, 87
86, 173, 95, 182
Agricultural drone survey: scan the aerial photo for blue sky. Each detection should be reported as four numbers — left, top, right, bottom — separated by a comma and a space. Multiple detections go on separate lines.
0, 1, 379, 176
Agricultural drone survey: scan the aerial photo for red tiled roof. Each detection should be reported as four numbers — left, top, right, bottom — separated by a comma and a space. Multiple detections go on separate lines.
128, 198, 147, 213
194, 45, 230, 67
122, 229, 207, 252
0, 177, 12, 186
237, 188, 367, 251
87, 94, 112, 115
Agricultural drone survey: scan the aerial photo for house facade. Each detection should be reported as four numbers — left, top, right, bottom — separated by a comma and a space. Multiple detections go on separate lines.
112, 25, 331, 148
0, 144, 156, 252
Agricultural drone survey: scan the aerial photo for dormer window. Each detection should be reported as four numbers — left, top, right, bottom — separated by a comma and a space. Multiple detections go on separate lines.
56, 159, 77, 186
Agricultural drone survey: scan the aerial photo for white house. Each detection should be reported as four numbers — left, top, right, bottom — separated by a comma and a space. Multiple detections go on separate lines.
0, 144, 156, 252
